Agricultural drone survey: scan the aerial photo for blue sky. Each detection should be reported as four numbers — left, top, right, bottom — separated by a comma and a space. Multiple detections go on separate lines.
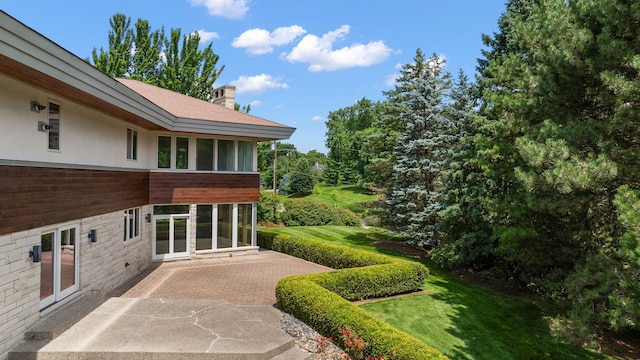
2, 1, 506, 154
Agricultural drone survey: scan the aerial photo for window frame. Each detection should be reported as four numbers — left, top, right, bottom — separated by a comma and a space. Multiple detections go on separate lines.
194, 203, 257, 252
124, 207, 141, 242
48, 101, 61, 151
127, 128, 138, 160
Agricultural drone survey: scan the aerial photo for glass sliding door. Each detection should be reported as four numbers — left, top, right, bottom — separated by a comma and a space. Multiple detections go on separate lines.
40, 224, 79, 309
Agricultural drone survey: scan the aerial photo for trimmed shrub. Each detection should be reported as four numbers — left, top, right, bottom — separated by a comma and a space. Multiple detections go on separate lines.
281, 199, 360, 226
276, 278, 446, 360
259, 231, 446, 359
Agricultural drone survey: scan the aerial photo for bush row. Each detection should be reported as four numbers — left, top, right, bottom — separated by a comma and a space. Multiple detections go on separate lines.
281, 198, 360, 226
259, 231, 447, 359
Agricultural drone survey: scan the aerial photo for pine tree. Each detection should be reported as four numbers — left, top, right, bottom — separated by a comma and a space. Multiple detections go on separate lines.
476, 0, 640, 336
434, 71, 495, 268
385, 52, 455, 246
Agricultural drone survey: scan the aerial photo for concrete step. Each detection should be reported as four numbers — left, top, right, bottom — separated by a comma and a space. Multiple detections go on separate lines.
24, 292, 105, 341
271, 346, 312, 360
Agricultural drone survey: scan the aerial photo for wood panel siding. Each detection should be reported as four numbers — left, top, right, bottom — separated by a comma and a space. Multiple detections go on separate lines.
0, 165, 149, 235
149, 172, 260, 204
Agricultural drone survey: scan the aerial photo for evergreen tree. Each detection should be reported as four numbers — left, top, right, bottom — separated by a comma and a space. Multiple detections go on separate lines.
434, 71, 494, 268
278, 173, 291, 195
289, 158, 316, 194
369, 50, 434, 194
475, 0, 640, 336
385, 52, 455, 246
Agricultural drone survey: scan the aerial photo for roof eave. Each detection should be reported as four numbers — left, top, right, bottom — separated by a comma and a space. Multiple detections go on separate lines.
173, 118, 296, 141
0, 11, 175, 130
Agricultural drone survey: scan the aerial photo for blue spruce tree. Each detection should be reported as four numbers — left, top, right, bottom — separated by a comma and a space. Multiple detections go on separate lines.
386, 51, 456, 246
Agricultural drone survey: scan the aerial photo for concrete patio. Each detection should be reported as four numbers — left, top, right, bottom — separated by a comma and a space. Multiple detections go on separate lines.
9, 250, 332, 360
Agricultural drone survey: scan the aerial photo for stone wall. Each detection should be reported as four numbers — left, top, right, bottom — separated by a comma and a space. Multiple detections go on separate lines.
0, 207, 152, 359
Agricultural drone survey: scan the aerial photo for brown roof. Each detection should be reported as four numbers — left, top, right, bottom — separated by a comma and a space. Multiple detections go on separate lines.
116, 78, 291, 129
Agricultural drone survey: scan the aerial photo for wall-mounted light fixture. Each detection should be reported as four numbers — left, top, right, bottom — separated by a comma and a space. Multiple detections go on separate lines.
146, 214, 152, 223
31, 101, 46, 113
30, 245, 42, 263
88, 229, 97, 243
38, 121, 52, 132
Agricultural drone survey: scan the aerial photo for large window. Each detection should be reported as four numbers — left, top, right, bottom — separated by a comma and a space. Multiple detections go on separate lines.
127, 129, 138, 160
237, 141, 253, 172
196, 138, 214, 170
217, 140, 235, 171
157, 136, 172, 168
124, 208, 141, 242
156, 136, 255, 172
48, 102, 60, 150
195, 203, 256, 251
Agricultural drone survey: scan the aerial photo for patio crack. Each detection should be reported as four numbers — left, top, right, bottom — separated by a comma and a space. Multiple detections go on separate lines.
188, 310, 243, 353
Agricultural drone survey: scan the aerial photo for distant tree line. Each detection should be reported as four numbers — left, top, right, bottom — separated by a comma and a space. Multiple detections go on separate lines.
324, 0, 640, 343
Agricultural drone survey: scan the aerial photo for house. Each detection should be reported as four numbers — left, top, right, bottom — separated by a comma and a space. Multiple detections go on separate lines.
0, 11, 294, 358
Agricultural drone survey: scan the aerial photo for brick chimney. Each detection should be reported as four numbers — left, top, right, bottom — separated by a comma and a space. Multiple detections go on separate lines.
212, 85, 236, 109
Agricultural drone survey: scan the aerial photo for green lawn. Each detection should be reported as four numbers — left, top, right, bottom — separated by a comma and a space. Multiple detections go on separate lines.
261, 226, 611, 360
286, 183, 379, 214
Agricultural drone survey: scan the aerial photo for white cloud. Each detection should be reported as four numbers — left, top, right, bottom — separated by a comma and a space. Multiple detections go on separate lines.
188, 0, 249, 19
230, 74, 289, 94
232, 26, 306, 55
384, 73, 399, 87
249, 100, 262, 107
195, 29, 220, 43
312, 115, 325, 122
283, 25, 392, 72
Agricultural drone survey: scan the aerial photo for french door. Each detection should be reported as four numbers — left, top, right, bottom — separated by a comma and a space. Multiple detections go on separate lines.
153, 214, 190, 260
40, 224, 79, 309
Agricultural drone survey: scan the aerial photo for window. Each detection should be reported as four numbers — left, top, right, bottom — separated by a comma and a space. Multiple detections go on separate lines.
238, 203, 253, 247
237, 141, 253, 172
157, 136, 172, 168
196, 205, 213, 250
176, 137, 189, 169
195, 203, 256, 251
127, 129, 138, 160
218, 140, 234, 171
124, 208, 140, 241
196, 138, 214, 170
48, 102, 60, 150
217, 204, 233, 249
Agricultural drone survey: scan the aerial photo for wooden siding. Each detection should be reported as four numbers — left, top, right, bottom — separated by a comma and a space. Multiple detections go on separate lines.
0, 165, 149, 236
149, 172, 260, 204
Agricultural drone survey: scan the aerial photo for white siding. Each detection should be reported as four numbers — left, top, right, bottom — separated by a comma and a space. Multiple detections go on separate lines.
0, 74, 152, 170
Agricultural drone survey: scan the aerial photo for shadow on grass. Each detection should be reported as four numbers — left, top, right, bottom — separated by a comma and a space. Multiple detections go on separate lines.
263, 226, 612, 359
340, 232, 609, 360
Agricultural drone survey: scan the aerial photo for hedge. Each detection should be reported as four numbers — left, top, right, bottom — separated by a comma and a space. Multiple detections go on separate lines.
281, 198, 360, 226
259, 231, 447, 360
